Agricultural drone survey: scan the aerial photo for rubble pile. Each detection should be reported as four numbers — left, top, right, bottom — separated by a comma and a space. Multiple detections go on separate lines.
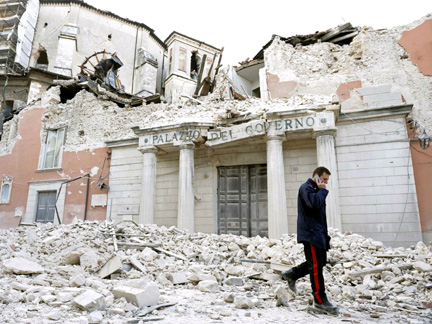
0, 221, 431, 324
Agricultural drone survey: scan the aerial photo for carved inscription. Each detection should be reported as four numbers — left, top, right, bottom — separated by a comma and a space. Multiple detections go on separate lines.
143, 129, 201, 145
207, 116, 316, 145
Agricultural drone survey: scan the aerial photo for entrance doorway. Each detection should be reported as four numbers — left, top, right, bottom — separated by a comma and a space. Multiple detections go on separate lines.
217, 165, 268, 237
35, 191, 57, 223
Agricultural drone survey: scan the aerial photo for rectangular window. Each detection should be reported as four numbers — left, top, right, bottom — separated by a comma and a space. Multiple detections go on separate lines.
39, 128, 65, 170
179, 47, 187, 71
0, 176, 13, 204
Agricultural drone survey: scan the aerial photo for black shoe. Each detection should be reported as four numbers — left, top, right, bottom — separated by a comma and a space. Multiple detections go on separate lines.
281, 268, 297, 293
313, 297, 339, 315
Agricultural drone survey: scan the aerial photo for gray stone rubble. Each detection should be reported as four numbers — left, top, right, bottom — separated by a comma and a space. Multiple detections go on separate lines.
0, 220, 431, 323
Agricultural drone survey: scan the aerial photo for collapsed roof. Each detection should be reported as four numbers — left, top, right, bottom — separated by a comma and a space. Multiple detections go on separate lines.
253, 22, 359, 60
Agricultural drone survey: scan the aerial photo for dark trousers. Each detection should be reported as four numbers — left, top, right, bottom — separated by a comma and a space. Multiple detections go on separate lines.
290, 242, 327, 303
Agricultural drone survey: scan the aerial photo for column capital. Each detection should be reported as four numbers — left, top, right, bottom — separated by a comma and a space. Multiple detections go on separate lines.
137, 145, 158, 154
313, 127, 337, 138
179, 142, 195, 150
265, 133, 286, 142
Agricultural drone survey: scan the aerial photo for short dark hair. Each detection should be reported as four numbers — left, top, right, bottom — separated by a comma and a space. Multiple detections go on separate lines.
312, 166, 331, 177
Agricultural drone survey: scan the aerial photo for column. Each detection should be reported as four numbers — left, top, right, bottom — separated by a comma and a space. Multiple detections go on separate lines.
313, 128, 342, 230
137, 145, 158, 224
177, 143, 195, 232
266, 134, 289, 239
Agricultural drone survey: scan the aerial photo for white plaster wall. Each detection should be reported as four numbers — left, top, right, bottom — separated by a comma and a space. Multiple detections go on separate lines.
154, 151, 180, 227
283, 139, 318, 234
164, 76, 196, 103
194, 149, 214, 233
107, 145, 143, 223
336, 117, 422, 247
231, 70, 252, 96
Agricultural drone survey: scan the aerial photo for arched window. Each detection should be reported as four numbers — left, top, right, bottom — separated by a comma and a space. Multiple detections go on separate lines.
0, 176, 12, 204
36, 50, 49, 70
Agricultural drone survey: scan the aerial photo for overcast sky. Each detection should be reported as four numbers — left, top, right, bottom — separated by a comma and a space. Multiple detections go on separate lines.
85, 0, 431, 66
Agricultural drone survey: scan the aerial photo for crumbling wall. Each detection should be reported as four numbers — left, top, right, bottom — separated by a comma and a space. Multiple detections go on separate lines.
264, 14, 432, 133
31, 3, 165, 94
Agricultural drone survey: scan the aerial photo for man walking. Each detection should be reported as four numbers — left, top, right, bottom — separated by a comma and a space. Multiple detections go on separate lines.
282, 166, 339, 314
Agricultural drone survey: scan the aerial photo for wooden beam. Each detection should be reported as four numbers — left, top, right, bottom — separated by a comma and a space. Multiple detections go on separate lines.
328, 31, 359, 44
320, 22, 352, 42
194, 54, 207, 96
349, 263, 413, 278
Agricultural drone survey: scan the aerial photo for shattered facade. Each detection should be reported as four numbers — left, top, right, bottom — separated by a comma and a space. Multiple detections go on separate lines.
0, 1, 431, 252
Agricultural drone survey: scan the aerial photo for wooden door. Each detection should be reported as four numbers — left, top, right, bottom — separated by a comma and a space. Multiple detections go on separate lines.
217, 165, 268, 237
35, 191, 57, 223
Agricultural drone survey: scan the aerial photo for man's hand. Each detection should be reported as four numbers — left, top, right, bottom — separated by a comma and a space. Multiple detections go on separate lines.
317, 177, 327, 190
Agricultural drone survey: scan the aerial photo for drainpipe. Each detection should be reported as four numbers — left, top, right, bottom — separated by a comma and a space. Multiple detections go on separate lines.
0, 75, 9, 139
160, 52, 165, 96
131, 28, 139, 94
84, 173, 90, 221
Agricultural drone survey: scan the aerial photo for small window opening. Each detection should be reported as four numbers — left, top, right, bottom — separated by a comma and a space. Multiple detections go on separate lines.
44, 22, 48, 27
0, 184, 10, 201
190, 51, 201, 80
252, 88, 261, 98
36, 50, 49, 70
108, 34, 112, 40
0, 176, 13, 204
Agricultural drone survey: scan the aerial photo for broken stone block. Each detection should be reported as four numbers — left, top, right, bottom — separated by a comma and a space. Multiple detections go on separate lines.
274, 285, 293, 304
166, 272, 188, 285
70, 273, 86, 287
223, 293, 235, 303
197, 280, 219, 293
225, 265, 244, 276
262, 273, 281, 282
413, 261, 432, 272
187, 273, 217, 283
130, 257, 146, 273
64, 251, 84, 265
88, 311, 103, 324
228, 242, 240, 251
41, 295, 57, 304
112, 283, 159, 308
3, 257, 44, 274
234, 296, 254, 309
98, 255, 122, 279
73, 290, 106, 312
80, 251, 101, 269
47, 311, 62, 321
140, 247, 158, 261
363, 275, 377, 289
224, 277, 244, 286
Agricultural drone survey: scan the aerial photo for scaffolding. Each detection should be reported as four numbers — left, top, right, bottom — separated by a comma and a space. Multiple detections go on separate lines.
0, 1, 27, 75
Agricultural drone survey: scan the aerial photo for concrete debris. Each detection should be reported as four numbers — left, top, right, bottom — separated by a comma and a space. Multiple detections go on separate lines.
112, 283, 159, 308
166, 272, 188, 285
197, 280, 219, 293
98, 255, 122, 279
2, 257, 44, 274
73, 290, 106, 312
0, 221, 431, 323
234, 296, 254, 309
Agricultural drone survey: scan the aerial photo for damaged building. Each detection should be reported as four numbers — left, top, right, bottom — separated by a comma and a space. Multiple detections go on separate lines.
0, 1, 431, 250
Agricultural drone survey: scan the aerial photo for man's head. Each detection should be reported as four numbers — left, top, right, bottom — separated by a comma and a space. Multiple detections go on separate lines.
312, 166, 331, 184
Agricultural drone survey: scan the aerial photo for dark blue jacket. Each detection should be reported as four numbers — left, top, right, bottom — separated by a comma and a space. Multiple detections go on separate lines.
297, 178, 330, 251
